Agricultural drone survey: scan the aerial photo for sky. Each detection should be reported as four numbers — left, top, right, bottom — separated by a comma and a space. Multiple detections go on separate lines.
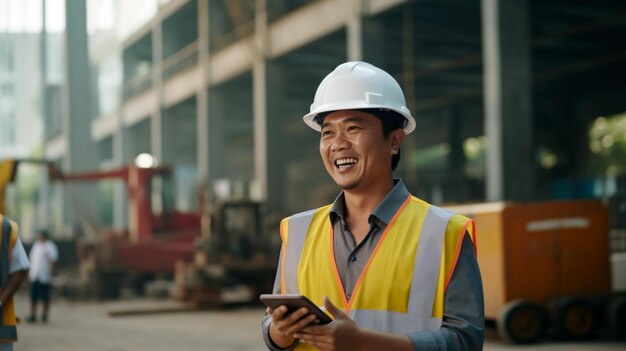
0, 0, 65, 33
0, 0, 160, 39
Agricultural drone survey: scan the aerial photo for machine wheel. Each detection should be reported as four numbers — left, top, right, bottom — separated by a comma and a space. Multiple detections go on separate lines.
497, 299, 549, 344
551, 297, 598, 339
608, 296, 626, 338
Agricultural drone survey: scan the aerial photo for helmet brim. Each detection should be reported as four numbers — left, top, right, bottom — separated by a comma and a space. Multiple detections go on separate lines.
303, 102, 416, 135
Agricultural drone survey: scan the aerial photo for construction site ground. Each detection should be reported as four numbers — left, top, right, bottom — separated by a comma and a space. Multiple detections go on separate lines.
11, 293, 626, 351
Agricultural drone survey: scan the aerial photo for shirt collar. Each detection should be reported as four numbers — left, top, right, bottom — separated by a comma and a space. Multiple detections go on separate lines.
329, 179, 410, 226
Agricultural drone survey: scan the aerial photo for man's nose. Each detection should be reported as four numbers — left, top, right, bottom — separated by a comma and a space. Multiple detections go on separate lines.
330, 132, 350, 152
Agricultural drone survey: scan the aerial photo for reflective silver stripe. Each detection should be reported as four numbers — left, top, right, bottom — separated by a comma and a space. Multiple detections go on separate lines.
407, 205, 453, 317
350, 309, 442, 333
282, 209, 316, 293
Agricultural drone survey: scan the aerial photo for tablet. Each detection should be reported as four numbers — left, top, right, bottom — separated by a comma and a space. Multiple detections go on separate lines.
259, 294, 333, 325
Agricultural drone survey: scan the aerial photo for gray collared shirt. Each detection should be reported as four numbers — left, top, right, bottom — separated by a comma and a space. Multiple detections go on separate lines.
262, 180, 484, 350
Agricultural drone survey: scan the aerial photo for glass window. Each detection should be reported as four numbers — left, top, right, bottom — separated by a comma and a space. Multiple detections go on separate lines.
0, 38, 15, 72
97, 54, 122, 115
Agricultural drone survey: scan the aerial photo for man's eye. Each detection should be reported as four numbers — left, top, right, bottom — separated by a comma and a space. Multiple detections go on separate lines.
347, 126, 359, 132
321, 130, 332, 137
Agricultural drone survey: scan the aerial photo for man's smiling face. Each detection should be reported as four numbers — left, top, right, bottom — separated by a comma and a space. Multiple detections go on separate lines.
319, 110, 397, 191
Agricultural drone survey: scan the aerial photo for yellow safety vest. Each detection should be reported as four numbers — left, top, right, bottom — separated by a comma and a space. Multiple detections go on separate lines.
279, 196, 476, 350
0, 215, 18, 343
0, 160, 17, 215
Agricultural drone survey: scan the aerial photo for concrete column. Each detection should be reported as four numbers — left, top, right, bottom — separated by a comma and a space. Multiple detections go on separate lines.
401, 5, 417, 187
151, 20, 163, 162
197, 0, 210, 183
113, 40, 129, 230
253, 0, 268, 201
112, 128, 128, 231
347, 0, 363, 61
38, 0, 49, 228
208, 90, 225, 182
362, 15, 386, 70
482, 0, 534, 201
63, 0, 98, 227
265, 63, 282, 212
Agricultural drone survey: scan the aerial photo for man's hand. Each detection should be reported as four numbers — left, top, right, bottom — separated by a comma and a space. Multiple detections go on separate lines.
268, 304, 319, 348
294, 296, 362, 351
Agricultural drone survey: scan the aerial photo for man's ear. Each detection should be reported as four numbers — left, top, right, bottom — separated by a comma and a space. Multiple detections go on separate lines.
390, 128, 405, 155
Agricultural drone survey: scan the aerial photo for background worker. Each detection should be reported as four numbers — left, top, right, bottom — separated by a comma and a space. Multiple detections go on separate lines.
0, 215, 30, 351
27, 229, 58, 323
262, 61, 484, 350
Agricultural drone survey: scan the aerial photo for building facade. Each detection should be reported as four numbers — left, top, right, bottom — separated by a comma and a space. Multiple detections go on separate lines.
42, 0, 626, 232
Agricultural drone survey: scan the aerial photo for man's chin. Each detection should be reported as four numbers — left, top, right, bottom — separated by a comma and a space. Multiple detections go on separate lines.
337, 181, 359, 191
331, 173, 361, 191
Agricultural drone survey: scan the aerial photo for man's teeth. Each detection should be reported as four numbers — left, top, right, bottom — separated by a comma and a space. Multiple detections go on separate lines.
335, 158, 358, 168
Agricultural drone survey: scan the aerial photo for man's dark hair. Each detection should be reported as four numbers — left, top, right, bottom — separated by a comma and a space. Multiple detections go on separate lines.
315, 109, 405, 171
362, 109, 404, 171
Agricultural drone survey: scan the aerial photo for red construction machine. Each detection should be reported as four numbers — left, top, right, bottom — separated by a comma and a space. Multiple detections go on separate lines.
44, 159, 276, 302
51, 162, 202, 275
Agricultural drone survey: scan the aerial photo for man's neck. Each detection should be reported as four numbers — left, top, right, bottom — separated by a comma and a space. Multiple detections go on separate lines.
343, 178, 394, 222
341, 178, 394, 243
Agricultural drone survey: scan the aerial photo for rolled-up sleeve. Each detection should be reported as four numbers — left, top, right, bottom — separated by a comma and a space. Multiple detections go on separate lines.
407, 234, 485, 350
10, 238, 30, 273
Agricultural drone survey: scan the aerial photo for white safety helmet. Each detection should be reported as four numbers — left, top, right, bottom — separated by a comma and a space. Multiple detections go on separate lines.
303, 61, 416, 134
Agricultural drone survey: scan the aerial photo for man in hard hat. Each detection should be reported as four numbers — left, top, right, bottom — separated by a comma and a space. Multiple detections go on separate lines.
262, 62, 483, 350
0, 215, 30, 351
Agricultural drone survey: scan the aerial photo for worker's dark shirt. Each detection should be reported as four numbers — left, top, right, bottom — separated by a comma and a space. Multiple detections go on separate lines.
262, 180, 484, 350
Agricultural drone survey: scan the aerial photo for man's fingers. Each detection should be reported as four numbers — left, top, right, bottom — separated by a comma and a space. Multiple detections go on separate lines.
299, 324, 327, 335
324, 296, 346, 319
294, 330, 321, 341
295, 332, 330, 350
272, 307, 318, 336
272, 305, 302, 323
284, 313, 317, 335
271, 305, 289, 319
